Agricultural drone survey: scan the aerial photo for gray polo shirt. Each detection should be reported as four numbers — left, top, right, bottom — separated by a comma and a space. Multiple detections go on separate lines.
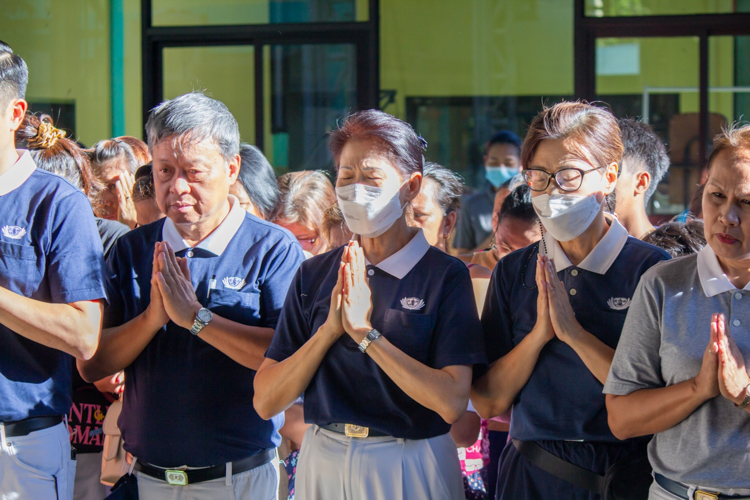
604, 247, 750, 491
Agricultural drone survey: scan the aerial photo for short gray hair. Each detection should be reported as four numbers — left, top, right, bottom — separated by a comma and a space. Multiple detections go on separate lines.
145, 92, 240, 163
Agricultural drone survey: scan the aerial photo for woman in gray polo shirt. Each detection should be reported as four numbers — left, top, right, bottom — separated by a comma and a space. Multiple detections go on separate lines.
605, 124, 750, 499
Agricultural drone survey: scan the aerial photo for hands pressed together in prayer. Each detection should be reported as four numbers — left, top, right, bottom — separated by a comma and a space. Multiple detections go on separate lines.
144, 241, 203, 331
533, 255, 585, 346
695, 313, 750, 408
115, 171, 138, 229
322, 241, 374, 345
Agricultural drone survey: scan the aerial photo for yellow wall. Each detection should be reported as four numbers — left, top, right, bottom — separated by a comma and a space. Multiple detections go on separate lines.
0, 0, 740, 148
380, 0, 575, 120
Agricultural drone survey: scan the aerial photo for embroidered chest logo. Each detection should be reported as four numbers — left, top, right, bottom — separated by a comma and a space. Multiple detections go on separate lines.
607, 297, 631, 310
222, 277, 246, 290
400, 297, 425, 311
1, 225, 26, 240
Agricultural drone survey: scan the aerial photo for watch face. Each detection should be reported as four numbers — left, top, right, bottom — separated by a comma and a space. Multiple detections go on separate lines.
197, 308, 213, 323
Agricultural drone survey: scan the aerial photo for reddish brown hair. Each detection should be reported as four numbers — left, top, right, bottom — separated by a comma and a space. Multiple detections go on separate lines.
329, 109, 426, 177
521, 101, 623, 172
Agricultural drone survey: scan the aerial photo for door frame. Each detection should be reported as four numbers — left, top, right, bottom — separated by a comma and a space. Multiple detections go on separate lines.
141, 0, 380, 151
574, 2, 750, 164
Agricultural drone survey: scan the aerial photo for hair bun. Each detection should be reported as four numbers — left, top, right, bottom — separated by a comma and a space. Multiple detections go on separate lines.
28, 120, 66, 150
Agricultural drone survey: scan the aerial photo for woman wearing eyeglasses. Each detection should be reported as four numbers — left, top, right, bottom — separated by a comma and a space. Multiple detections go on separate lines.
471, 102, 670, 500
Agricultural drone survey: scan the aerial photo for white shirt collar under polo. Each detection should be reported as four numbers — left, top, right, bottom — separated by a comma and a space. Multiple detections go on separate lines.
0, 150, 37, 196
364, 228, 430, 280
161, 195, 245, 256
697, 244, 750, 297
539, 217, 629, 275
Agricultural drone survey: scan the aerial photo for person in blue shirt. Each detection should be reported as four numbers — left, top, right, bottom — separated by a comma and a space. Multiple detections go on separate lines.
453, 131, 522, 254
471, 102, 670, 500
0, 41, 106, 500
78, 92, 305, 499
254, 109, 486, 500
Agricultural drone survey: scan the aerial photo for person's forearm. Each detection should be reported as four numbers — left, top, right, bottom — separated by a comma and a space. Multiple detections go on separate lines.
254, 324, 340, 420
77, 311, 162, 382
196, 316, 274, 370
450, 411, 481, 448
0, 288, 102, 359
606, 380, 713, 439
364, 336, 471, 424
471, 329, 548, 419
564, 328, 615, 385
280, 404, 310, 447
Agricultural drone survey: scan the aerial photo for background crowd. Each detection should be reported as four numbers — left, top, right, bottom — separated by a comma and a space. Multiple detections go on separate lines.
1, 39, 749, 500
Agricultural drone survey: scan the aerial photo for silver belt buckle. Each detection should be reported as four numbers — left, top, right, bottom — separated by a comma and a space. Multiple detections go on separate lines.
165, 469, 188, 486
344, 424, 369, 438
694, 491, 719, 500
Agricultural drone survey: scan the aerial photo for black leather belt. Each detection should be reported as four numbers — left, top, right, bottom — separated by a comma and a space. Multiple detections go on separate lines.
3, 415, 64, 438
135, 449, 275, 486
655, 473, 750, 500
321, 423, 389, 438
513, 439, 605, 493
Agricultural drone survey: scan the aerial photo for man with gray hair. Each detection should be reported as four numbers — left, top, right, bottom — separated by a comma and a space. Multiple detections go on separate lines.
79, 92, 304, 498
607, 118, 670, 239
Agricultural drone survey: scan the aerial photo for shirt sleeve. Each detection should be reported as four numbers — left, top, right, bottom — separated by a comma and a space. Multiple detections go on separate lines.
604, 271, 665, 395
481, 256, 515, 365
452, 197, 475, 250
47, 192, 106, 304
431, 264, 487, 369
102, 241, 127, 329
265, 266, 310, 362
260, 238, 306, 329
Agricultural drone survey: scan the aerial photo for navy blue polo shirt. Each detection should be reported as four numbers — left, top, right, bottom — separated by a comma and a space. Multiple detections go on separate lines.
105, 198, 304, 466
0, 151, 106, 422
482, 219, 669, 442
266, 230, 487, 440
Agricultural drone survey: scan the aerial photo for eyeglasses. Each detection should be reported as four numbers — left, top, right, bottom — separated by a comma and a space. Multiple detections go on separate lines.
523, 166, 605, 192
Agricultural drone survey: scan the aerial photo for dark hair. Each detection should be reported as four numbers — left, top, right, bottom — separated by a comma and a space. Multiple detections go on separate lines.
618, 118, 669, 202
422, 162, 464, 215
689, 182, 705, 218
88, 138, 141, 176
486, 130, 522, 155
115, 136, 151, 166
329, 109, 426, 177
0, 41, 28, 105
642, 218, 706, 258
498, 184, 537, 224
133, 163, 155, 203
237, 143, 280, 220
275, 170, 336, 236
17, 113, 102, 205
522, 101, 623, 174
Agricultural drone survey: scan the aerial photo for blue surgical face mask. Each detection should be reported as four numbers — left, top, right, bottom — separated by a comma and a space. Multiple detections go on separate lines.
485, 166, 519, 188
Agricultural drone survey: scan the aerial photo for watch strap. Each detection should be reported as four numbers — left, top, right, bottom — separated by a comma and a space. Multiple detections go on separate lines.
358, 329, 381, 353
190, 308, 211, 336
736, 384, 750, 409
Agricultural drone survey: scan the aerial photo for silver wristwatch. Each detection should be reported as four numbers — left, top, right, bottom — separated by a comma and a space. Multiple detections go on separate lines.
189, 307, 213, 335
358, 328, 381, 353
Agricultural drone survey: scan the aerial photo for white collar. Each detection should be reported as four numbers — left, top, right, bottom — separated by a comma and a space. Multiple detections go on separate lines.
0, 150, 37, 196
364, 229, 430, 280
697, 244, 750, 297
539, 217, 629, 274
161, 195, 245, 256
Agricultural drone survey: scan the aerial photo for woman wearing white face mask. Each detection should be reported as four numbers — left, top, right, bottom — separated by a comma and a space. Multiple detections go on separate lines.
471, 102, 670, 500
254, 110, 486, 500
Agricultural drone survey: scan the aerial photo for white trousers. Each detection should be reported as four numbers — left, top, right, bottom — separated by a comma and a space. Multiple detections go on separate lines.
0, 421, 75, 500
295, 425, 464, 500
135, 453, 279, 500
73, 452, 109, 500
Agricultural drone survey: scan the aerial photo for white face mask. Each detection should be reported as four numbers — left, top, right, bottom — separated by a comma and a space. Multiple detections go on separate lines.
532, 193, 602, 242
336, 181, 406, 238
